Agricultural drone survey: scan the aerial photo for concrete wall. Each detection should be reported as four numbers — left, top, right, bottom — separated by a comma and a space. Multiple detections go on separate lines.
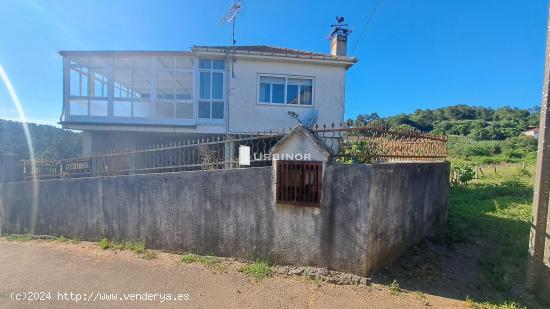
82, 131, 224, 155
0, 162, 449, 275
228, 58, 347, 133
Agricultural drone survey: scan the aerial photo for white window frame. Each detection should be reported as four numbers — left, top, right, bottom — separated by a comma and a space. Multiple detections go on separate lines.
256, 74, 315, 107
156, 56, 195, 119
198, 58, 225, 121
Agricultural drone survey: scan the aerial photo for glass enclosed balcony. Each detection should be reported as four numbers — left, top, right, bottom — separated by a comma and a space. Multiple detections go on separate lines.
61, 52, 225, 127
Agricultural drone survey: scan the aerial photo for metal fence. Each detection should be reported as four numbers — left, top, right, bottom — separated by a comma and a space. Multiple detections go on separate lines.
19, 133, 283, 180
313, 123, 448, 163
17, 124, 447, 180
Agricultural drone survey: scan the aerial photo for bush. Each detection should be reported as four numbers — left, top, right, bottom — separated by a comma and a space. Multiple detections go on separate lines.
239, 261, 272, 280
451, 163, 475, 187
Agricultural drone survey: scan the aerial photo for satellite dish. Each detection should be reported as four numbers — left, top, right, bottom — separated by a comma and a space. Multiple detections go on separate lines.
288, 110, 319, 128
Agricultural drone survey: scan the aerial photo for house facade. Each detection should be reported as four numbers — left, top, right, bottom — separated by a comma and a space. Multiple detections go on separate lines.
60, 31, 357, 154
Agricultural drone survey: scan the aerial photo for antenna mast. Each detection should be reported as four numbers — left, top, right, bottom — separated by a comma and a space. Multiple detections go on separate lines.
220, 0, 242, 78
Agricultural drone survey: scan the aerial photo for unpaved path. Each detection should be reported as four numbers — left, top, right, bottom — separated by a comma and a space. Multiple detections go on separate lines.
0, 238, 466, 308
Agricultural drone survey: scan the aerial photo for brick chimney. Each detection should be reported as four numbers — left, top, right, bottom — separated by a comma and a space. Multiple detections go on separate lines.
329, 17, 352, 57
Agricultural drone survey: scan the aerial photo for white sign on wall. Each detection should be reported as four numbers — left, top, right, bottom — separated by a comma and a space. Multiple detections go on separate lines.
239, 145, 250, 166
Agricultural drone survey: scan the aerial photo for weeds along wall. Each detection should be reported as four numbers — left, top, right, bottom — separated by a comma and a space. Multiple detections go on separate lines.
0, 162, 449, 275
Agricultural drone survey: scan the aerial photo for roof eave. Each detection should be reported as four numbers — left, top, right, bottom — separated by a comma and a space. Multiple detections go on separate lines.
192, 47, 357, 67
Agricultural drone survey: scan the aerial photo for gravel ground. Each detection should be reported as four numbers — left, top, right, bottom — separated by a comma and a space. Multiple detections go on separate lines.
0, 238, 467, 308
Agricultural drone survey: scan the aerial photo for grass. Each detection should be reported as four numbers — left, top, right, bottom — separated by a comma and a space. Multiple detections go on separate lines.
99, 238, 111, 249
449, 167, 532, 292
181, 253, 226, 271
5, 233, 33, 241
466, 297, 527, 309
98, 238, 145, 254
239, 261, 272, 280
445, 165, 534, 306
389, 280, 401, 295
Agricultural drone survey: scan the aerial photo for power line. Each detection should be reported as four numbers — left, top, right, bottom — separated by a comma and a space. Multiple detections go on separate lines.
351, 0, 383, 54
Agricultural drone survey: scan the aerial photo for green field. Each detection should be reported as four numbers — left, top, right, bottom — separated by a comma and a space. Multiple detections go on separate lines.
378, 163, 537, 308
450, 165, 533, 292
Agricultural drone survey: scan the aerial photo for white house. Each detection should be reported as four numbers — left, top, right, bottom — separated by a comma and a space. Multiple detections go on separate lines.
60, 27, 357, 154
521, 127, 539, 139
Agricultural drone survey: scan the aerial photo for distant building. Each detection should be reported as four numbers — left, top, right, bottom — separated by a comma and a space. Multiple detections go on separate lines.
522, 127, 539, 139
59, 24, 357, 155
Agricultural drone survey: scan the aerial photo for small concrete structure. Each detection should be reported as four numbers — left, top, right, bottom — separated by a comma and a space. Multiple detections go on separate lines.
0, 162, 449, 276
269, 125, 333, 163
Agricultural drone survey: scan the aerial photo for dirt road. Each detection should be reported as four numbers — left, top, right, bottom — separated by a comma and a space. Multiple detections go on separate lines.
0, 238, 466, 308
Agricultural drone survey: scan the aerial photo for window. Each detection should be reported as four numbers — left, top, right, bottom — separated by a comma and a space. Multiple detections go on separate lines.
69, 59, 88, 97
259, 76, 285, 104
258, 75, 314, 105
276, 161, 322, 207
198, 59, 225, 120
113, 56, 153, 118
66, 54, 195, 120
156, 57, 194, 119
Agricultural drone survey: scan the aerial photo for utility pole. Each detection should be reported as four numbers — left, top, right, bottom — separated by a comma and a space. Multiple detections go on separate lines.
527, 5, 550, 302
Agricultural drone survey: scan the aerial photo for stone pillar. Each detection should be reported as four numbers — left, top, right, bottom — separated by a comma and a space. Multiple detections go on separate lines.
224, 134, 235, 169
527, 5, 550, 303
82, 131, 93, 156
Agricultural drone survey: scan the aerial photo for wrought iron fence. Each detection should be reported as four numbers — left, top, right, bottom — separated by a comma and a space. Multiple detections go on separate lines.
16, 123, 447, 180
312, 123, 447, 163
18, 133, 284, 180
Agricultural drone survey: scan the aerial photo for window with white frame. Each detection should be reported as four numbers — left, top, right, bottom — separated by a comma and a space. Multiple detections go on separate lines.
156, 57, 194, 119
198, 59, 225, 120
112, 56, 153, 118
67, 54, 195, 121
258, 75, 313, 105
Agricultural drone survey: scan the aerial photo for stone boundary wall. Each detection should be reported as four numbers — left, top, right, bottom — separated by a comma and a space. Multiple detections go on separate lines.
0, 162, 449, 275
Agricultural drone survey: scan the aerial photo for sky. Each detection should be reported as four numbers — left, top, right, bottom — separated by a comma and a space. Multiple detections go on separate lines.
0, 0, 547, 126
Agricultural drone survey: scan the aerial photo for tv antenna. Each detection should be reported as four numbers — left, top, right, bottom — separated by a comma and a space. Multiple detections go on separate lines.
220, 0, 242, 78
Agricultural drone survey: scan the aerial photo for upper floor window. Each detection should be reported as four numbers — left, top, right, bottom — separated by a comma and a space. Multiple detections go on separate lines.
198, 59, 225, 120
156, 57, 194, 119
66, 54, 195, 121
112, 56, 153, 118
258, 75, 313, 106
68, 56, 111, 116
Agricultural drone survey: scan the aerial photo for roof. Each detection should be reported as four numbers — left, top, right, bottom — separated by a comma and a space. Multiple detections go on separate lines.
59, 45, 357, 67
59, 50, 193, 56
270, 125, 334, 158
192, 45, 357, 66
194, 45, 327, 57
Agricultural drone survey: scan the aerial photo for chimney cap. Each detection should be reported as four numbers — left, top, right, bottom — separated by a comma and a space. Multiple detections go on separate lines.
329, 16, 352, 39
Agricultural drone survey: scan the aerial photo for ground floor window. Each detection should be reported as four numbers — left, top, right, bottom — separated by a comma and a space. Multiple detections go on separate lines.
276, 160, 322, 207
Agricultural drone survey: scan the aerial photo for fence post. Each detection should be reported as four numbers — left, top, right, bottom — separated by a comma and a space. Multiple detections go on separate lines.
224, 134, 235, 169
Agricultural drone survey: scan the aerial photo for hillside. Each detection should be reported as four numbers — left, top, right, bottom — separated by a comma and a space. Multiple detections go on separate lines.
0, 119, 81, 160
348, 105, 540, 164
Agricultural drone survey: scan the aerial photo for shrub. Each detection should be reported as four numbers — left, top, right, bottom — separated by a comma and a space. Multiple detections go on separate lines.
451, 163, 476, 187
98, 238, 110, 249
239, 261, 272, 280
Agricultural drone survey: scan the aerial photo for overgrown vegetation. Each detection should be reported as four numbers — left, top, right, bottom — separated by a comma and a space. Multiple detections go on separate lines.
239, 260, 273, 280
5, 233, 33, 241
348, 105, 540, 165
389, 280, 402, 295
348, 105, 539, 141
98, 238, 146, 254
466, 297, 526, 309
378, 164, 536, 308
181, 253, 225, 271
449, 167, 533, 295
